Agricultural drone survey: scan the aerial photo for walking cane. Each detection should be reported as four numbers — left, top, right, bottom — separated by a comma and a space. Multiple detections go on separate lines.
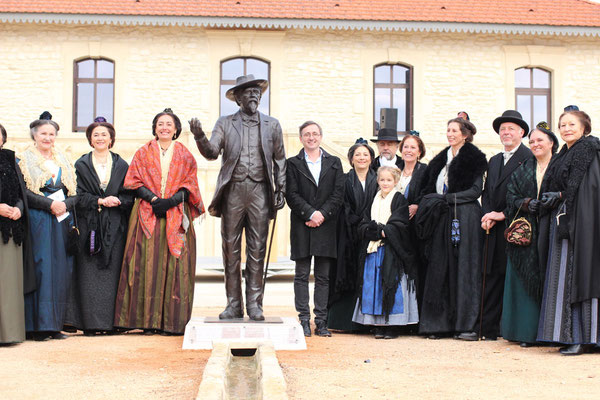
478, 227, 490, 340
261, 211, 278, 296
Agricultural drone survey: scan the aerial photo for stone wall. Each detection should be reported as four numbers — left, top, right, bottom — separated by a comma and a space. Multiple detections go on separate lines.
1, 22, 598, 258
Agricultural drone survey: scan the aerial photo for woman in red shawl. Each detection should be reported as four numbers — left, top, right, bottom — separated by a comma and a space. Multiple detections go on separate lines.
114, 109, 204, 335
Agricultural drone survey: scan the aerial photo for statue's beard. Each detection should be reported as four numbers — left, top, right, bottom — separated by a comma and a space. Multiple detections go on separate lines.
243, 100, 258, 114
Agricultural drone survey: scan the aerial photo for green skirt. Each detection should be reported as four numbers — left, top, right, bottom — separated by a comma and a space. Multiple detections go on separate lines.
114, 199, 196, 334
0, 240, 25, 343
500, 260, 540, 343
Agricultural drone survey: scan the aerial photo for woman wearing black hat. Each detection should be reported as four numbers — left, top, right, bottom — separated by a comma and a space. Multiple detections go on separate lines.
64, 117, 134, 336
501, 122, 558, 347
18, 112, 78, 341
536, 110, 600, 355
415, 117, 488, 339
113, 109, 205, 335
328, 139, 378, 332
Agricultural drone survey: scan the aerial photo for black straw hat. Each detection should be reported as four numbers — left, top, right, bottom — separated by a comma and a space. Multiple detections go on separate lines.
492, 110, 529, 137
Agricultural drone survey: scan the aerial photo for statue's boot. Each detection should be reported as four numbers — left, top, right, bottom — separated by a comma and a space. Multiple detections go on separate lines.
245, 268, 265, 321
219, 298, 244, 319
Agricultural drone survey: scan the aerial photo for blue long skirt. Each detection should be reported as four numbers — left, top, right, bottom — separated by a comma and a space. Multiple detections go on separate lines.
24, 190, 74, 332
352, 246, 418, 326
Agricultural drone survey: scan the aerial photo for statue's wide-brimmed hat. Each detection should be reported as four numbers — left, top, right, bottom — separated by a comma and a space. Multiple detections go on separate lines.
225, 74, 269, 101
493, 109, 529, 137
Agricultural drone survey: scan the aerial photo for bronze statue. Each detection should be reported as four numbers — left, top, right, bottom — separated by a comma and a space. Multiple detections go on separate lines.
189, 75, 286, 320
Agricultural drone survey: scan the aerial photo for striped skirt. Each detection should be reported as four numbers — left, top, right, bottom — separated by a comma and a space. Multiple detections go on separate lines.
537, 207, 600, 345
114, 199, 196, 334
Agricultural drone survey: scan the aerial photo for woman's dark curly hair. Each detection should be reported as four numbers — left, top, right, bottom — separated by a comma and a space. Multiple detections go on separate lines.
152, 108, 182, 140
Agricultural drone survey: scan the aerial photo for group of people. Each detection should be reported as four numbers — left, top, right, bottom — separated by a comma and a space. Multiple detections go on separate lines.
0, 108, 204, 343
320, 107, 600, 356
1, 74, 599, 358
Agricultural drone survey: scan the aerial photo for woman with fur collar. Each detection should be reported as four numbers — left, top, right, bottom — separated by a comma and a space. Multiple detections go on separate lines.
416, 117, 487, 339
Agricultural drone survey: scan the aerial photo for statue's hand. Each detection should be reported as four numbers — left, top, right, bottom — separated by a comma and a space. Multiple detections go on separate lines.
274, 191, 285, 211
188, 118, 205, 140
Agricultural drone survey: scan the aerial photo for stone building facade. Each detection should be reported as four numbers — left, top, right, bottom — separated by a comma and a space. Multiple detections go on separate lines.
1, 3, 599, 260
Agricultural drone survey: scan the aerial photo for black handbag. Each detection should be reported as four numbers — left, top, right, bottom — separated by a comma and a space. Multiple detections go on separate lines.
66, 206, 80, 256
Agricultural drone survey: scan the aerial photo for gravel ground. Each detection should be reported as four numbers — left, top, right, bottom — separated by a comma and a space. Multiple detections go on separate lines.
2, 281, 600, 399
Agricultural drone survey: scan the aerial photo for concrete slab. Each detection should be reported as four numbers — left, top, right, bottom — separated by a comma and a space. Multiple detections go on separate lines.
182, 317, 306, 351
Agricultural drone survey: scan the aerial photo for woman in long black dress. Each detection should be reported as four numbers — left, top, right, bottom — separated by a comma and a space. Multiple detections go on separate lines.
416, 118, 487, 339
537, 110, 600, 355
328, 139, 377, 331
65, 117, 133, 336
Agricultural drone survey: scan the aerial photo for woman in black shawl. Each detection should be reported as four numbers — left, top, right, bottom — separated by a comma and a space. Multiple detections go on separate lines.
416, 118, 487, 339
537, 110, 600, 355
0, 123, 34, 344
328, 139, 377, 331
65, 117, 133, 336
501, 122, 558, 346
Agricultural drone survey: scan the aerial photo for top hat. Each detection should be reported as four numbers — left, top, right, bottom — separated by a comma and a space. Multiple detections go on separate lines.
225, 74, 269, 102
492, 110, 529, 137
371, 108, 400, 142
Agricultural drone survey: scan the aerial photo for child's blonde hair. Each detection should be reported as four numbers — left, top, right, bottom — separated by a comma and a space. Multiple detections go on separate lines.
377, 166, 401, 184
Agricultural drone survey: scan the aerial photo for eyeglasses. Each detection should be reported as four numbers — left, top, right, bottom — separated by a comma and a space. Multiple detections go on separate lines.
301, 132, 322, 138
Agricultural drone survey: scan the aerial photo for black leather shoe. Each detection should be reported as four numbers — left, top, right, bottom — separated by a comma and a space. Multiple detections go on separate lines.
559, 344, 594, 356
427, 334, 442, 340
384, 327, 398, 340
374, 327, 385, 339
483, 335, 497, 341
32, 332, 51, 341
247, 308, 265, 321
520, 342, 534, 348
456, 332, 478, 341
50, 332, 68, 340
83, 330, 97, 337
219, 306, 243, 320
300, 320, 311, 337
314, 320, 332, 337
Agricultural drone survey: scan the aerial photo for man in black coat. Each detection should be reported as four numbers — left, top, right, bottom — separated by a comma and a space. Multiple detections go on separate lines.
477, 110, 532, 340
286, 121, 344, 337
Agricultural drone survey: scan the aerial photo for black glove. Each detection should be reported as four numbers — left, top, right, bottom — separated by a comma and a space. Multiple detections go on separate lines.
151, 198, 172, 218
377, 223, 385, 238
152, 189, 189, 218
137, 186, 158, 203
364, 220, 383, 240
274, 191, 285, 210
527, 199, 541, 214
540, 192, 562, 209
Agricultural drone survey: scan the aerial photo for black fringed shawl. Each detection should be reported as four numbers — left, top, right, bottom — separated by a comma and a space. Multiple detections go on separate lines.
356, 192, 418, 320
74, 152, 133, 268
331, 168, 378, 298
0, 149, 24, 245
540, 135, 600, 239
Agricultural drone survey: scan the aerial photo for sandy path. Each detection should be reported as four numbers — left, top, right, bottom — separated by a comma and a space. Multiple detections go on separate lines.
2, 283, 600, 399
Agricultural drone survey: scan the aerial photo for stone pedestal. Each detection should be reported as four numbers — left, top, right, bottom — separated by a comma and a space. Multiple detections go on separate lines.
182, 316, 307, 350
